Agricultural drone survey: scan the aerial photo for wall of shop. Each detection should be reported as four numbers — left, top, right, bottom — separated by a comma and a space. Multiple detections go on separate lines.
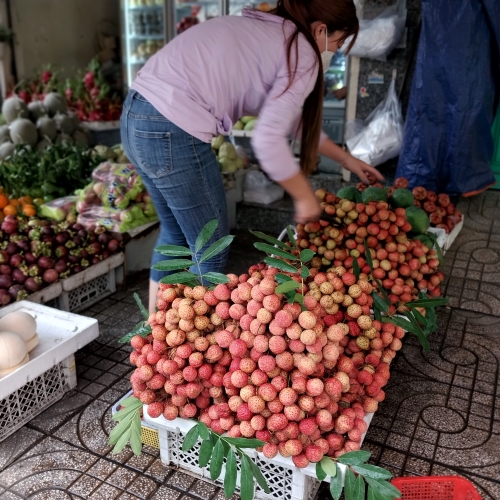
10, 0, 120, 79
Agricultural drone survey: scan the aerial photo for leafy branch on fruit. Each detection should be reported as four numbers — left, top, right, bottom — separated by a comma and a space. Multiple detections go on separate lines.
153, 219, 234, 287
118, 293, 152, 343
250, 226, 315, 309
182, 422, 270, 500
108, 396, 143, 455
316, 450, 401, 500
182, 425, 401, 500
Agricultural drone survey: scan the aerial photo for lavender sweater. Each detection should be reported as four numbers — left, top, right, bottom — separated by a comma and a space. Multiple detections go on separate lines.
132, 9, 326, 182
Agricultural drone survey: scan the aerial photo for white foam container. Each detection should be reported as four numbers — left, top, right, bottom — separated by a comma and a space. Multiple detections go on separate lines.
444, 217, 464, 251
0, 301, 98, 400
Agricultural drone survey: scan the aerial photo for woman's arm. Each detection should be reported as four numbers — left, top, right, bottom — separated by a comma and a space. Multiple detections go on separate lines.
318, 137, 384, 184
277, 172, 321, 224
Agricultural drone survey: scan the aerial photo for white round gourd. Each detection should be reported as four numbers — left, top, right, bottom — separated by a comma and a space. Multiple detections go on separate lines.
0, 311, 37, 341
0, 331, 28, 370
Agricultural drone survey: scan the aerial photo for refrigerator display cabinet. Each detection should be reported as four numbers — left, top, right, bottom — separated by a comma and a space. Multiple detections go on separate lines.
121, 0, 277, 90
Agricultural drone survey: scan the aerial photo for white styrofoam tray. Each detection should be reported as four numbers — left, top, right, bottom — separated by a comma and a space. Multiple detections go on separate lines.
0, 301, 98, 399
144, 407, 374, 485
444, 217, 464, 251
427, 226, 448, 251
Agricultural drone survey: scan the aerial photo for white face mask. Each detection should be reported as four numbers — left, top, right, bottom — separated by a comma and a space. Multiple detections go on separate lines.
321, 29, 335, 73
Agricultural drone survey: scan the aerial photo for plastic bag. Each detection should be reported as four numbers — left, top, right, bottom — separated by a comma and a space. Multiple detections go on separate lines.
38, 196, 78, 222
77, 203, 157, 233
345, 79, 403, 167
243, 169, 284, 205
341, 0, 406, 61
78, 162, 145, 210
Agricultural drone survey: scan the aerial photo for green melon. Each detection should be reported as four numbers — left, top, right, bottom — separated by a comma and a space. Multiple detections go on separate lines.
391, 188, 414, 208
361, 186, 388, 203
336, 186, 361, 202
405, 206, 430, 234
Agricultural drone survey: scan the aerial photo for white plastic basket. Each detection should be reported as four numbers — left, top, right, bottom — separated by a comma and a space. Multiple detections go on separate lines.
143, 409, 374, 500
26, 253, 124, 312
0, 301, 98, 400
0, 355, 76, 442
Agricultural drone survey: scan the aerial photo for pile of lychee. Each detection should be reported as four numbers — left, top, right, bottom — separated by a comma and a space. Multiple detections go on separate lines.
298, 193, 445, 300
128, 264, 404, 469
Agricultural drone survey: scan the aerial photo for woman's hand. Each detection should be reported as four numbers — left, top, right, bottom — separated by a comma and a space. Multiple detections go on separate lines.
293, 193, 322, 224
276, 172, 322, 224
341, 154, 385, 184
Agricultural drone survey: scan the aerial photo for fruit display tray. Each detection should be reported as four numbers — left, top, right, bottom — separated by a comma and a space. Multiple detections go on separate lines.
26, 252, 124, 312
143, 407, 374, 500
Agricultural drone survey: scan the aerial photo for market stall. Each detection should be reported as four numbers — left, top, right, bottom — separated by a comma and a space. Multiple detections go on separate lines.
108, 180, 460, 500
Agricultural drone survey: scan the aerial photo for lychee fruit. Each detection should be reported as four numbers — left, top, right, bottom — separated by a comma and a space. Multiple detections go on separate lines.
292, 453, 310, 468
266, 413, 288, 431
298, 311, 317, 329
305, 445, 323, 463
213, 284, 231, 301
335, 415, 354, 434
263, 443, 278, 459
285, 439, 303, 456
306, 378, 324, 397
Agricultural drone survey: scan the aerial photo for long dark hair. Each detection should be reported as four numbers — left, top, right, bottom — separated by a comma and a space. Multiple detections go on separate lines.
272, 0, 358, 176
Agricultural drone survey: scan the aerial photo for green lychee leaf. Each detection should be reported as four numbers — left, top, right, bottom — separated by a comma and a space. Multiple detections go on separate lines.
182, 425, 199, 452
195, 219, 218, 253
316, 462, 327, 481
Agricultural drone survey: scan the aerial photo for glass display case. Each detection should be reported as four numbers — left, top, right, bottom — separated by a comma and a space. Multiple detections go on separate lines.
168, 0, 223, 39
121, 0, 166, 90
228, 0, 275, 16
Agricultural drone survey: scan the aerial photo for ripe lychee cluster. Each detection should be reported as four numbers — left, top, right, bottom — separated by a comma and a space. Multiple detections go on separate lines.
359, 176, 462, 234
299, 192, 445, 299
127, 262, 404, 470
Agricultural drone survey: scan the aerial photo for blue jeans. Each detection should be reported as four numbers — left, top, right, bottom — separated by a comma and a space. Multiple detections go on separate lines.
121, 90, 229, 282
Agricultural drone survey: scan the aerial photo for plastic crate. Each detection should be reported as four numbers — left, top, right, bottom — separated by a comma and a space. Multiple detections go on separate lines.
391, 476, 482, 500
112, 390, 160, 449
25, 253, 124, 312
143, 410, 374, 500
0, 355, 76, 442
0, 301, 98, 400
0, 301, 98, 442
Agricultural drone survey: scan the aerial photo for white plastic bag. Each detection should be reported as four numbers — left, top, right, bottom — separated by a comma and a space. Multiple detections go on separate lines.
345, 79, 403, 167
341, 0, 407, 61
243, 169, 284, 205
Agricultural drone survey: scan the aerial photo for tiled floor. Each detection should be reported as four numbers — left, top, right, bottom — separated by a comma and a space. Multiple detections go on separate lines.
1, 193, 500, 499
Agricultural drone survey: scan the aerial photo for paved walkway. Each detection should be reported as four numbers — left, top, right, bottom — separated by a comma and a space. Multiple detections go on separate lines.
0, 192, 499, 499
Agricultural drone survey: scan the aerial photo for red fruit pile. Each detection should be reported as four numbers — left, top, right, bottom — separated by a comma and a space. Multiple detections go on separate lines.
128, 266, 403, 469
410, 185, 462, 234
357, 176, 462, 234
298, 194, 445, 301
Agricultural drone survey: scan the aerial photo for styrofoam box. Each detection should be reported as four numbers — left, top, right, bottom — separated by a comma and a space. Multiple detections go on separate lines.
444, 217, 464, 251
0, 301, 98, 400
427, 227, 448, 252
143, 408, 374, 500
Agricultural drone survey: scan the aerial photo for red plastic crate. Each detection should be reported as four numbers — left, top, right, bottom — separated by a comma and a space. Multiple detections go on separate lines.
391, 476, 482, 500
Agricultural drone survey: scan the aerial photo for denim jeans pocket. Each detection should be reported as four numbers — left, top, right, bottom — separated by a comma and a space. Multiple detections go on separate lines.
134, 129, 173, 179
